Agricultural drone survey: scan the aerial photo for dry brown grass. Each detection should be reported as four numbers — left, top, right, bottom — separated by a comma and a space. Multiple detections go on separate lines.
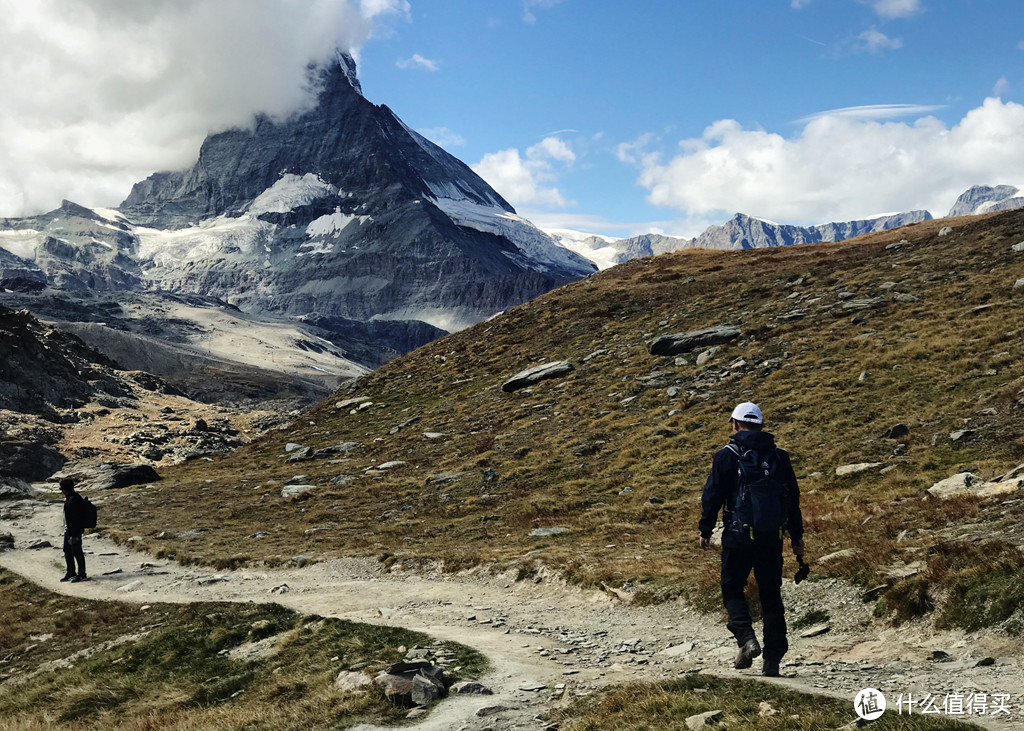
92, 209, 1024, 624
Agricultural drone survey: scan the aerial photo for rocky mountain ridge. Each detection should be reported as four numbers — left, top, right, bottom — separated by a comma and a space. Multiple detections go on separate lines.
551, 186, 1024, 270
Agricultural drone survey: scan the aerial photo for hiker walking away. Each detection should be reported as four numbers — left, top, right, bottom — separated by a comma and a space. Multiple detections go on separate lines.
698, 402, 804, 677
59, 478, 89, 582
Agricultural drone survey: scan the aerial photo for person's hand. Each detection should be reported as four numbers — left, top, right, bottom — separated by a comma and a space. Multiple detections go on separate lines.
792, 539, 805, 559
699, 535, 710, 551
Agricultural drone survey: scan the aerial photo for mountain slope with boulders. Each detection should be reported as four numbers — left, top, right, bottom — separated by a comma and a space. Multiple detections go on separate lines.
98, 208, 1024, 632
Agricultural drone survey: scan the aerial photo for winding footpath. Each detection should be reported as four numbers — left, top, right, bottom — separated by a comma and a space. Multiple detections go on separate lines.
2, 497, 1023, 730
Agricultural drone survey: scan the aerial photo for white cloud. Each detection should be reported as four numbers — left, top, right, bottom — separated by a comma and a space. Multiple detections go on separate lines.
796, 104, 944, 124
866, 0, 921, 18
0, 0, 409, 217
396, 53, 439, 72
993, 76, 1010, 96
418, 127, 465, 148
795, 0, 920, 18
472, 137, 576, 208
855, 28, 903, 53
522, 0, 564, 24
632, 98, 1024, 224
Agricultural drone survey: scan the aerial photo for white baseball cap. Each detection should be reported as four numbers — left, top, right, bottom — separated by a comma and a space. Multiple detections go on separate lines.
730, 401, 763, 424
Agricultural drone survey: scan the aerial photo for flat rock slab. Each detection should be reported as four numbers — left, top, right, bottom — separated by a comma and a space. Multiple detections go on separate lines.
648, 326, 741, 356
51, 461, 160, 490
501, 361, 575, 392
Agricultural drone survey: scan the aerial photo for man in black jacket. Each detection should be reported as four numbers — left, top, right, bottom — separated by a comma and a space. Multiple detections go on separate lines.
698, 402, 804, 677
59, 478, 89, 582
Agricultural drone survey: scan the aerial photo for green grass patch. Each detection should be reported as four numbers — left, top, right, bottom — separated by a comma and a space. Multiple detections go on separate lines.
0, 569, 488, 730
550, 674, 982, 730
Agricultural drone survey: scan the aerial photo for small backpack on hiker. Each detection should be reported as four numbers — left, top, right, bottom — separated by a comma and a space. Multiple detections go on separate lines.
724, 442, 789, 540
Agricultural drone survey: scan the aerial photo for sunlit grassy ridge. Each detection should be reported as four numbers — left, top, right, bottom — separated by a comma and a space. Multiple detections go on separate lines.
0, 569, 486, 730
101, 209, 1024, 625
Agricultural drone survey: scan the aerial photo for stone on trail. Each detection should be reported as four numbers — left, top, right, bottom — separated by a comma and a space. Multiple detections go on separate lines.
501, 361, 575, 392
799, 623, 831, 638
882, 423, 910, 439
648, 327, 740, 357
450, 681, 493, 695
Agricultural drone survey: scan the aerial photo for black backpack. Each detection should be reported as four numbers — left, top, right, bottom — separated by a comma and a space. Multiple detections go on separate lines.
725, 443, 788, 539
82, 497, 98, 530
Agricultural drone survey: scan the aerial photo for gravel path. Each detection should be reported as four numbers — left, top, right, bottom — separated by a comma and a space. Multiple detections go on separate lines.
3, 497, 1023, 730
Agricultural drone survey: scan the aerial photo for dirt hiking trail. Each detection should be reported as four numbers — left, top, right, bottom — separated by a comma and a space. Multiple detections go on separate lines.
3, 497, 1023, 730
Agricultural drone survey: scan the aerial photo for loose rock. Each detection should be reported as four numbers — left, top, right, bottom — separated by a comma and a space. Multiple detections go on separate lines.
648, 327, 740, 357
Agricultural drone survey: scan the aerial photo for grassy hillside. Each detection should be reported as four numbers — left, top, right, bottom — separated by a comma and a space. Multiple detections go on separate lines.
101, 209, 1024, 627
0, 569, 485, 730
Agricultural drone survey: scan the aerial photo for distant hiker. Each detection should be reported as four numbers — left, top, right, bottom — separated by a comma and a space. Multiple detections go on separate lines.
59, 477, 90, 583
698, 402, 804, 677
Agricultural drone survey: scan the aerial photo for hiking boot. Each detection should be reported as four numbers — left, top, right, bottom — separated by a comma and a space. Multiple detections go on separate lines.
762, 658, 781, 677
70, 575, 89, 583
60, 574, 75, 582
734, 638, 761, 669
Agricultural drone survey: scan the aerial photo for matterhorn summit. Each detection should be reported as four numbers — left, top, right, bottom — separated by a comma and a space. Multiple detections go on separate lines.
118, 51, 594, 333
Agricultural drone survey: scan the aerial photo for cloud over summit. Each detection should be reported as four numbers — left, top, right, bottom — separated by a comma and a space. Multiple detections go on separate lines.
0, 0, 409, 217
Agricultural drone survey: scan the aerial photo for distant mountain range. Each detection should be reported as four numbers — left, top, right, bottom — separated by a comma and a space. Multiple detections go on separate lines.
549, 184, 1024, 270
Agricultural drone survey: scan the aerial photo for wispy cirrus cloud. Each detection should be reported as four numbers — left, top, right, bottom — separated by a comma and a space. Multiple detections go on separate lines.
396, 53, 438, 71
795, 103, 945, 124
793, 0, 921, 19
522, 0, 564, 24
418, 127, 465, 148
854, 28, 903, 53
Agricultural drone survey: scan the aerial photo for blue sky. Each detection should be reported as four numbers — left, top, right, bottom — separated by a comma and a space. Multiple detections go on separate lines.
1, 1, 1022, 239
356, 0, 1024, 236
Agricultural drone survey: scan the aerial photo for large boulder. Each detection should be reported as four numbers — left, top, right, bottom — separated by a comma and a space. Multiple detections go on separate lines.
648, 326, 740, 356
0, 478, 37, 501
927, 467, 1024, 499
50, 461, 160, 490
0, 440, 66, 482
501, 361, 574, 393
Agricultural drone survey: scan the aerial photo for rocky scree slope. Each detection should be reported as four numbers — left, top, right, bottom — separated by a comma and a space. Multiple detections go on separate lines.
100, 210, 1024, 630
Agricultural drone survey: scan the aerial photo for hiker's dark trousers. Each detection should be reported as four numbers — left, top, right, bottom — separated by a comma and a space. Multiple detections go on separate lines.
720, 536, 787, 661
64, 532, 86, 578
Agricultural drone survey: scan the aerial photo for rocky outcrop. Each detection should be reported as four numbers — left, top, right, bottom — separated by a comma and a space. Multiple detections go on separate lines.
0, 440, 66, 482
501, 361, 575, 392
648, 326, 741, 356
49, 461, 160, 490
0, 305, 141, 420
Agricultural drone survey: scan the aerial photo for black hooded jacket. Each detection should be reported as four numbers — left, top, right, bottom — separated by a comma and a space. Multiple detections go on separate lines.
698, 429, 804, 543
64, 493, 90, 535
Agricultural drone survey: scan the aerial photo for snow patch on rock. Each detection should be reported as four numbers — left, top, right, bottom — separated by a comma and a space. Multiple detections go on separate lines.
248, 173, 337, 216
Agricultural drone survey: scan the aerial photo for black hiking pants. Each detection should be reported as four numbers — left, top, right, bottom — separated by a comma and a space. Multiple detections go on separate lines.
720, 535, 787, 661
64, 532, 86, 578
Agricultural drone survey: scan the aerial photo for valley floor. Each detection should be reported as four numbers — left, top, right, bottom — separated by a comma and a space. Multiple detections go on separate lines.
2, 497, 1022, 730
